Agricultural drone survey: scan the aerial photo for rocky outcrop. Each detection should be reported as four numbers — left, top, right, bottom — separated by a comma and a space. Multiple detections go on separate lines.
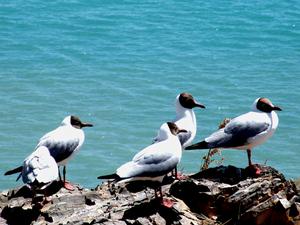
1, 165, 299, 225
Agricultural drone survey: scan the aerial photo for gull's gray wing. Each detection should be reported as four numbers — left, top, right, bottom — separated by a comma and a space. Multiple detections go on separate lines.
205, 119, 270, 148
37, 139, 80, 163
118, 151, 178, 178
177, 131, 192, 147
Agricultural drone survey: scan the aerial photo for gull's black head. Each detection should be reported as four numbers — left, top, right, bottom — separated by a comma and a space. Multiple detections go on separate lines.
71, 116, 93, 129
255, 98, 282, 113
178, 93, 205, 109
167, 122, 187, 135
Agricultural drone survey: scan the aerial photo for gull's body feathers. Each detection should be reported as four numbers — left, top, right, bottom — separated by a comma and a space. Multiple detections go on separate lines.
204, 111, 278, 150
99, 122, 183, 184
22, 146, 58, 189
4, 115, 92, 183
117, 136, 182, 182
37, 124, 84, 165
186, 98, 281, 156
172, 110, 197, 148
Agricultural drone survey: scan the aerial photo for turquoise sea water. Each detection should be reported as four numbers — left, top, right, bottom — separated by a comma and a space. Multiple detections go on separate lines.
0, 1, 299, 190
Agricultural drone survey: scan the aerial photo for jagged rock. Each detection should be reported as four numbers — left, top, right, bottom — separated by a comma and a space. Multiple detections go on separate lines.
1, 165, 299, 225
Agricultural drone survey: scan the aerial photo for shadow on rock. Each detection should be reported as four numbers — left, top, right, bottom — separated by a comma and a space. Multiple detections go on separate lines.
1, 205, 41, 225
190, 164, 284, 185
7, 180, 63, 201
1, 181, 63, 225
123, 199, 181, 224
125, 176, 175, 193
7, 186, 33, 200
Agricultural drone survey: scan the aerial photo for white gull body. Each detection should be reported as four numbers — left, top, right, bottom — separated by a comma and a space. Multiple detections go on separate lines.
22, 146, 58, 189
4, 115, 92, 188
37, 116, 86, 166
186, 97, 281, 166
99, 122, 184, 183
98, 122, 186, 207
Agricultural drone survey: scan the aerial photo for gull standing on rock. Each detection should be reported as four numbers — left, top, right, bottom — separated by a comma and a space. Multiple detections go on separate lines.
5, 115, 93, 190
153, 93, 205, 177
98, 122, 187, 208
186, 97, 282, 174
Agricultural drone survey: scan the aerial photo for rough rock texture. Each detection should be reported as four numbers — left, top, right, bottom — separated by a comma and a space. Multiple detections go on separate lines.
1, 165, 299, 225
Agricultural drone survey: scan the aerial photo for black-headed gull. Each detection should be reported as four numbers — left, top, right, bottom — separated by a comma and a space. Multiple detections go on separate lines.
153, 93, 205, 178
154, 92, 205, 148
5, 115, 93, 190
98, 122, 187, 208
186, 97, 282, 174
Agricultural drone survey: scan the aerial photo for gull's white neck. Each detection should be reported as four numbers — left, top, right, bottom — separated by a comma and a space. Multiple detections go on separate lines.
252, 108, 279, 131
270, 111, 279, 130
61, 116, 72, 127
175, 106, 196, 125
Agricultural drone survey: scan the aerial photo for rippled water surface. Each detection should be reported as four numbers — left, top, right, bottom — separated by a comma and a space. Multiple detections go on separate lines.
0, 0, 299, 190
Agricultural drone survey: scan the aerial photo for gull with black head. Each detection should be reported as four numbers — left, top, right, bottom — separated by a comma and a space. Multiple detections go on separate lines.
5, 115, 93, 190
186, 97, 282, 174
153, 92, 205, 178
98, 122, 187, 208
